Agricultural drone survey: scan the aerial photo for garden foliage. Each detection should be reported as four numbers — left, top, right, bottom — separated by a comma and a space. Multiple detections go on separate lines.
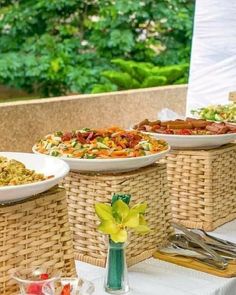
0, 0, 194, 97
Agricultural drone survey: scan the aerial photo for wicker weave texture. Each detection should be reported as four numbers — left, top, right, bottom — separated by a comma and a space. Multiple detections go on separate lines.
167, 144, 236, 231
64, 164, 172, 267
0, 187, 76, 295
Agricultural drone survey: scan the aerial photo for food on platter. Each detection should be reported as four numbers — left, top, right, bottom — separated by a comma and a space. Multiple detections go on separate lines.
33, 127, 169, 159
133, 118, 236, 135
0, 156, 52, 186
191, 104, 236, 123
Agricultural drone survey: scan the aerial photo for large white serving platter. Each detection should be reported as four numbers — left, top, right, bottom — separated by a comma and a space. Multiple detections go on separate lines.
0, 152, 69, 203
32, 146, 170, 172
141, 132, 236, 149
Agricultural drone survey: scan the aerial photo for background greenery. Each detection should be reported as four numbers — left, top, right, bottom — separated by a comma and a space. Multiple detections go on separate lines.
0, 0, 194, 97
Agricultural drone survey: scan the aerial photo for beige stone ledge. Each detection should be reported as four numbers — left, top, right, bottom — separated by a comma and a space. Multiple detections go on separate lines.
0, 85, 187, 152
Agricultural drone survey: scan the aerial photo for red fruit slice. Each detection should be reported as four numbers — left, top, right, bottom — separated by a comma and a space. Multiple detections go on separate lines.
40, 273, 49, 280
27, 283, 42, 294
61, 283, 71, 295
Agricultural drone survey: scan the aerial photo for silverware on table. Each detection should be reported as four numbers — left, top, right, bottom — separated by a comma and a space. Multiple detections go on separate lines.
160, 246, 229, 270
172, 222, 228, 268
170, 223, 229, 269
191, 228, 236, 251
169, 234, 236, 261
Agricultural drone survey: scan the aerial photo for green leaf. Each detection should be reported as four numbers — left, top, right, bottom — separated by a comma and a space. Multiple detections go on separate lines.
50, 58, 61, 73
151, 65, 188, 83
111, 193, 131, 205
142, 76, 167, 88
101, 71, 140, 90
111, 229, 128, 243
91, 83, 117, 94
95, 203, 113, 220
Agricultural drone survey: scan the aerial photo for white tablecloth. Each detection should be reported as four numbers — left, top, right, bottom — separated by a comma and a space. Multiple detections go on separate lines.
76, 220, 236, 295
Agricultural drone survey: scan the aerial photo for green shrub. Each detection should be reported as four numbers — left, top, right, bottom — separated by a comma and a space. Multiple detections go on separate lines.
173, 77, 188, 85
0, 0, 194, 96
91, 84, 118, 94
151, 65, 186, 83
142, 76, 167, 88
101, 71, 139, 90
100, 59, 189, 91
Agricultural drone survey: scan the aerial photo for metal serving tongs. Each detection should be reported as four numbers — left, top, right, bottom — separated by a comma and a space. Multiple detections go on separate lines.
172, 222, 228, 270
169, 234, 236, 261
190, 228, 236, 251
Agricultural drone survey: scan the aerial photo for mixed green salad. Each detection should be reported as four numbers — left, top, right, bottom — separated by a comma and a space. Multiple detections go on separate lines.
191, 104, 236, 123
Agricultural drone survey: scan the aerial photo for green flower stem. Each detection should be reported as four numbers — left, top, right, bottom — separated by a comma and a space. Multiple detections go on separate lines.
106, 193, 130, 291
107, 240, 125, 290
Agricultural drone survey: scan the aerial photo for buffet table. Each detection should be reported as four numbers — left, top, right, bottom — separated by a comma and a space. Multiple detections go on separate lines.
76, 220, 236, 295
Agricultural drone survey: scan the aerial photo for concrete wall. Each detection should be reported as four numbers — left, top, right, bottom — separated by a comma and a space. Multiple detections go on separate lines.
0, 85, 187, 152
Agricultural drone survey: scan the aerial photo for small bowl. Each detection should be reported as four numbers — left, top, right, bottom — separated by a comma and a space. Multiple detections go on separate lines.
12, 267, 95, 295
12, 266, 61, 294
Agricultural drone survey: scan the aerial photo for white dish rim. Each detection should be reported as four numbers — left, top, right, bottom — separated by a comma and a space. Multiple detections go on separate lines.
0, 152, 69, 191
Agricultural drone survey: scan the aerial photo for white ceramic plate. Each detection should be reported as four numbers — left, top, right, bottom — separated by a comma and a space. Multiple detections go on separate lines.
140, 132, 236, 149
0, 152, 69, 203
32, 146, 170, 172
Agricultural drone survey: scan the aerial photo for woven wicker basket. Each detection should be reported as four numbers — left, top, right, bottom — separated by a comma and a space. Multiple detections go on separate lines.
0, 187, 76, 295
63, 163, 172, 267
167, 143, 236, 231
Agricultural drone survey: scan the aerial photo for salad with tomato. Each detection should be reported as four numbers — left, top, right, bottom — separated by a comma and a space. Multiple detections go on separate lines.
191, 104, 236, 123
33, 127, 168, 159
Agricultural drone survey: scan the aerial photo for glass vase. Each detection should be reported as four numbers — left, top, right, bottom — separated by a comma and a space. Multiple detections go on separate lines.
104, 239, 129, 294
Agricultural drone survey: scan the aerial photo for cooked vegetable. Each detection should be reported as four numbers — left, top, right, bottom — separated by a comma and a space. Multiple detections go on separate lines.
0, 157, 52, 186
34, 127, 168, 159
191, 104, 236, 123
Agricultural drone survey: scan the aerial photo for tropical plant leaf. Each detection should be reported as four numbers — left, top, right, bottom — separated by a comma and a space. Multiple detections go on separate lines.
142, 76, 167, 88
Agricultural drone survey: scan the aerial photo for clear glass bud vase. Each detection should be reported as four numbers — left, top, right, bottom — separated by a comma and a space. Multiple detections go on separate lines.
104, 239, 129, 294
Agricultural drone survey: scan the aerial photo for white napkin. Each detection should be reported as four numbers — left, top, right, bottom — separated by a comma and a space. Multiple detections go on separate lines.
157, 108, 184, 121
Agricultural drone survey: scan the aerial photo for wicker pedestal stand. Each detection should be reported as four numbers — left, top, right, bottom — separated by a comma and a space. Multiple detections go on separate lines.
166, 143, 236, 231
63, 163, 173, 267
0, 187, 76, 295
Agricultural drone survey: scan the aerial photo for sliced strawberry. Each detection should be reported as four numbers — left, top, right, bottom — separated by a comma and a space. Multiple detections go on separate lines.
27, 283, 42, 294
61, 283, 71, 295
40, 273, 49, 280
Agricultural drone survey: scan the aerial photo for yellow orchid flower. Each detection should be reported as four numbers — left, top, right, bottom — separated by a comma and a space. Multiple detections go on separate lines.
95, 199, 150, 243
